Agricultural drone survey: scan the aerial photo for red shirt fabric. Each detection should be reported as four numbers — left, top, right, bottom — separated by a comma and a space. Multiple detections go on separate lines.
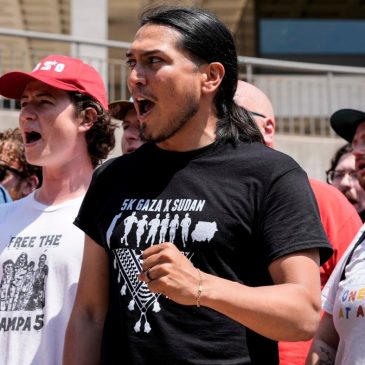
279, 178, 362, 365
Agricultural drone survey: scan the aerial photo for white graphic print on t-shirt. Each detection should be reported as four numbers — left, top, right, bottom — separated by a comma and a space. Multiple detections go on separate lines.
106, 197, 218, 334
113, 247, 194, 334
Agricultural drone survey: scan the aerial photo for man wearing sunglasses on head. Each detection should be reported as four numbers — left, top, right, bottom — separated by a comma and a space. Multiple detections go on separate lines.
0, 128, 42, 203
234, 80, 362, 365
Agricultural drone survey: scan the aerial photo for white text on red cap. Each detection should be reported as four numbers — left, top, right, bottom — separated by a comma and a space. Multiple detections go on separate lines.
33, 61, 65, 73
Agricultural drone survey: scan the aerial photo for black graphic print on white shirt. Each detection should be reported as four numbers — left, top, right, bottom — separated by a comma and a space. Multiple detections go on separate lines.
0, 252, 48, 312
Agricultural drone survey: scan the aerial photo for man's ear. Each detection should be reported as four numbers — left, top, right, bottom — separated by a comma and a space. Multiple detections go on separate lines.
201, 62, 225, 94
20, 175, 39, 197
79, 107, 97, 132
262, 117, 275, 148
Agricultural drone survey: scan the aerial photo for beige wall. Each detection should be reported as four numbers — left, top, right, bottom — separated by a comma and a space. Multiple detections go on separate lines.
276, 134, 344, 181
0, 109, 19, 130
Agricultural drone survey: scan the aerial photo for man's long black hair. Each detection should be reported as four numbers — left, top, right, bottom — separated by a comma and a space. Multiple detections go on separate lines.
139, 5, 264, 145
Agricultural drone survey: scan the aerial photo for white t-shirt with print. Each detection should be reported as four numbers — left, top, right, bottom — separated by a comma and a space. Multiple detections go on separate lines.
322, 224, 365, 365
0, 192, 84, 365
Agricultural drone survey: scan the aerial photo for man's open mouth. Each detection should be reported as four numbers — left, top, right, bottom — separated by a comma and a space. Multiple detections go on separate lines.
25, 131, 42, 144
136, 97, 155, 117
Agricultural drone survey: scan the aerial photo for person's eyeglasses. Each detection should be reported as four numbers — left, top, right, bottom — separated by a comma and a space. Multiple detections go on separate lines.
0, 164, 26, 182
248, 111, 266, 118
326, 170, 360, 184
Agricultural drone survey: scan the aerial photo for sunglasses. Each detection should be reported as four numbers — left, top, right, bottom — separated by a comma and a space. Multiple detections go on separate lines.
249, 111, 266, 118
0, 164, 26, 182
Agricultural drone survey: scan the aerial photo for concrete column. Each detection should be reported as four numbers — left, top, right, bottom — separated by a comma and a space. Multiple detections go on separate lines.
236, 0, 256, 56
70, 0, 108, 81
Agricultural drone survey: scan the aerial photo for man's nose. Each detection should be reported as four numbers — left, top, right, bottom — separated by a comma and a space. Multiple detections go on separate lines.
128, 64, 147, 89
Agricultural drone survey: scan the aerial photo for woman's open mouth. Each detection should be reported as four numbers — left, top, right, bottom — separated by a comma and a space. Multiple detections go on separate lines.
24, 130, 42, 144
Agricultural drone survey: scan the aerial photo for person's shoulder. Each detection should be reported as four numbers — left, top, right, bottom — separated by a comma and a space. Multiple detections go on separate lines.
95, 155, 123, 173
310, 178, 354, 208
239, 141, 297, 159
235, 142, 301, 170
310, 178, 362, 221
309, 178, 334, 193
92, 143, 153, 179
0, 193, 32, 219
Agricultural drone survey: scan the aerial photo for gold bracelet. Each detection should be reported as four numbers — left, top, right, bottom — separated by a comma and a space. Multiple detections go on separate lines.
196, 269, 203, 307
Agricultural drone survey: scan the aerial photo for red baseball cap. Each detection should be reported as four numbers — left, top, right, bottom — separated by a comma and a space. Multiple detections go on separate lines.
0, 54, 108, 110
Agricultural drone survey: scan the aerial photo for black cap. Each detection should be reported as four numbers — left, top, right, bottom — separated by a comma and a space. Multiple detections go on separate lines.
330, 108, 365, 142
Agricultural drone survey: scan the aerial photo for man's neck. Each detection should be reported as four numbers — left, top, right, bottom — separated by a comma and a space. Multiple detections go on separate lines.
34, 160, 93, 205
157, 113, 217, 152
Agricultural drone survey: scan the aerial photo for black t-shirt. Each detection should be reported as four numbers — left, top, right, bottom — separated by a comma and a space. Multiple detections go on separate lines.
75, 141, 332, 365
359, 209, 365, 223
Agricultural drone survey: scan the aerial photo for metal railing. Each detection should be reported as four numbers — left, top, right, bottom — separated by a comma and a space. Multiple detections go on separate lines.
1, 27, 365, 137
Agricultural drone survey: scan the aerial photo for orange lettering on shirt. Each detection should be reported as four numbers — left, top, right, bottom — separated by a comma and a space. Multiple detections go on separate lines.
357, 305, 364, 317
339, 308, 344, 318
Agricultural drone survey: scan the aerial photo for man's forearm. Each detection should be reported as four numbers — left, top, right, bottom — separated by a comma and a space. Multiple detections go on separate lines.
305, 339, 336, 365
63, 315, 104, 365
201, 274, 321, 341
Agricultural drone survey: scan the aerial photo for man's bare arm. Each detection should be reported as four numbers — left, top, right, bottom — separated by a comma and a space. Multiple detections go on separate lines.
305, 312, 339, 365
141, 244, 322, 341
63, 235, 109, 365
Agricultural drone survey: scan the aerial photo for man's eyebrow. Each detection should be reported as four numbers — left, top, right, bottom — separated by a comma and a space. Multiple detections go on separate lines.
126, 49, 163, 58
